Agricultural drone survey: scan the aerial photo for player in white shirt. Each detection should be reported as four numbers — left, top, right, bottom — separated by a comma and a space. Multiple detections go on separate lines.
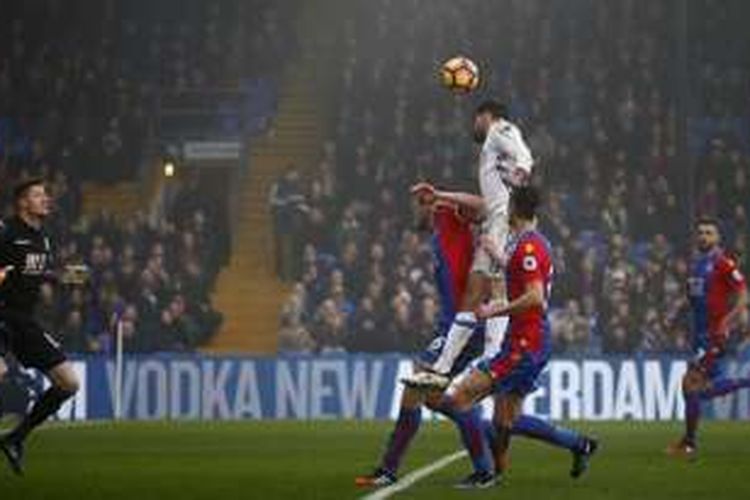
405, 100, 534, 389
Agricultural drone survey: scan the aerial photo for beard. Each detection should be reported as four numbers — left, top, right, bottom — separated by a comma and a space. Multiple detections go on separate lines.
472, 128, 486, 144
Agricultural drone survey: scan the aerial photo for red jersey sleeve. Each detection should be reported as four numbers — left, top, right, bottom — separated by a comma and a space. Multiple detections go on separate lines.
517, 241, 545, 286
719, 256, 746, 293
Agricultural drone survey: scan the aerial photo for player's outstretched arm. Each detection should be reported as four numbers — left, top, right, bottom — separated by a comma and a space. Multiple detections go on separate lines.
475, 280, 544, 319
436, 190, 486, 214
411, 182, 486, 212
411, 182, 486, 215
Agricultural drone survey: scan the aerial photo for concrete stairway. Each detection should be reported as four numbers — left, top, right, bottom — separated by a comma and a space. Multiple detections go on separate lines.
206, 64, 325, 353
206, 0, 347, 353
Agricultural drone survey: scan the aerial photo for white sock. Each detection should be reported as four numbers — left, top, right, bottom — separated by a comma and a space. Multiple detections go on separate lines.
483, 316, 508, 358
432, 312, 477, 374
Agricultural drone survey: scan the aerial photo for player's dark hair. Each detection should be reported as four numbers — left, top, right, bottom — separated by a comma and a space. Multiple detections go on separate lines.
13, 177, 46, 205
475, 99, 509, 119
695, 215, 721, 232
511, 185, 541, 220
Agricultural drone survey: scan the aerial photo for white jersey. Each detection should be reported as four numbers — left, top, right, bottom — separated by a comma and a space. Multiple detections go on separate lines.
478, 118, 534, 216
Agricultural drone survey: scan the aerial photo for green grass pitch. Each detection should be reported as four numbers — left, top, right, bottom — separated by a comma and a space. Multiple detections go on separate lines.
0, 420, 748, 499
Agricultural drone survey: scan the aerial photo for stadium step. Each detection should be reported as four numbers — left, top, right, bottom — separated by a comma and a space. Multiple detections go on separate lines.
207, 10, 330, 354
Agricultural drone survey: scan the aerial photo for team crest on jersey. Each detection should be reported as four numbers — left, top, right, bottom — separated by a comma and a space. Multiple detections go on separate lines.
24, 253, 48, 274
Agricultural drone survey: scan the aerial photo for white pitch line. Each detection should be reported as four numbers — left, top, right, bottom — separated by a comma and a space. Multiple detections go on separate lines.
360, 450, 467, 500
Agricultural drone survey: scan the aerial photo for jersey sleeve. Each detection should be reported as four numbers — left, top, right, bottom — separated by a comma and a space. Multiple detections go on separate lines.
719, 256, 746, 292
517, 241, 545, 285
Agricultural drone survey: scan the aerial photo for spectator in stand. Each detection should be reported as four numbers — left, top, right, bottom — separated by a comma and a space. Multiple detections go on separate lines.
269, 166, 307, 281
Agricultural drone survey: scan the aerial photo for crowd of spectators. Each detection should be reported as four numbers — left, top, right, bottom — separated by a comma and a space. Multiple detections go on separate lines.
0, 0, 293, 181
1, 0, 295, 353
277, 0, 750, 356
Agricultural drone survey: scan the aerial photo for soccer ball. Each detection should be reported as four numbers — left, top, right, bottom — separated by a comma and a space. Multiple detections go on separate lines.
439, 56, 480, 93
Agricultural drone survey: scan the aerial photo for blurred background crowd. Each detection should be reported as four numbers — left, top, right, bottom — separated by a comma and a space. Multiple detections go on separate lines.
1, 0, 292, 353
274, 0, 750, 356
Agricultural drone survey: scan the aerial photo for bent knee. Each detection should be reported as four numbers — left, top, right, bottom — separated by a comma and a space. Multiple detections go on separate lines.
60, 376, 81, 394
47, 360, 81, 394
423, 389, 444, 410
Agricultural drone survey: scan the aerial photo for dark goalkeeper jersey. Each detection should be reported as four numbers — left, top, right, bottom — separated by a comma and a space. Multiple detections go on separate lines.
0, 216, 54, 315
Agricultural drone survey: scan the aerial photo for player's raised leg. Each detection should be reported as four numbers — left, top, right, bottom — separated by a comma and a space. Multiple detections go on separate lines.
1, 360, 79, 475
426, 211, 508, 383
405, 237, 507, 389
429, 274, 484, 374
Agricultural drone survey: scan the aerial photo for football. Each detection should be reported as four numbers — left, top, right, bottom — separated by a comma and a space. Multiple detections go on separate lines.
439, 56, 480, 93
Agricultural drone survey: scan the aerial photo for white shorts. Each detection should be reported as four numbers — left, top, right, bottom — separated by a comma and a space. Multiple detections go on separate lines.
471, 208, 509, 277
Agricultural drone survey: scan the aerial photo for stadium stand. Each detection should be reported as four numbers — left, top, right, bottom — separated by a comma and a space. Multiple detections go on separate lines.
278, 0, 750, 355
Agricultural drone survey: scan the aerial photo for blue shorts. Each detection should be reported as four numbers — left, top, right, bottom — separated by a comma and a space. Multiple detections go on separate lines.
477, 348, 547, 396
416, 324, 485, 377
